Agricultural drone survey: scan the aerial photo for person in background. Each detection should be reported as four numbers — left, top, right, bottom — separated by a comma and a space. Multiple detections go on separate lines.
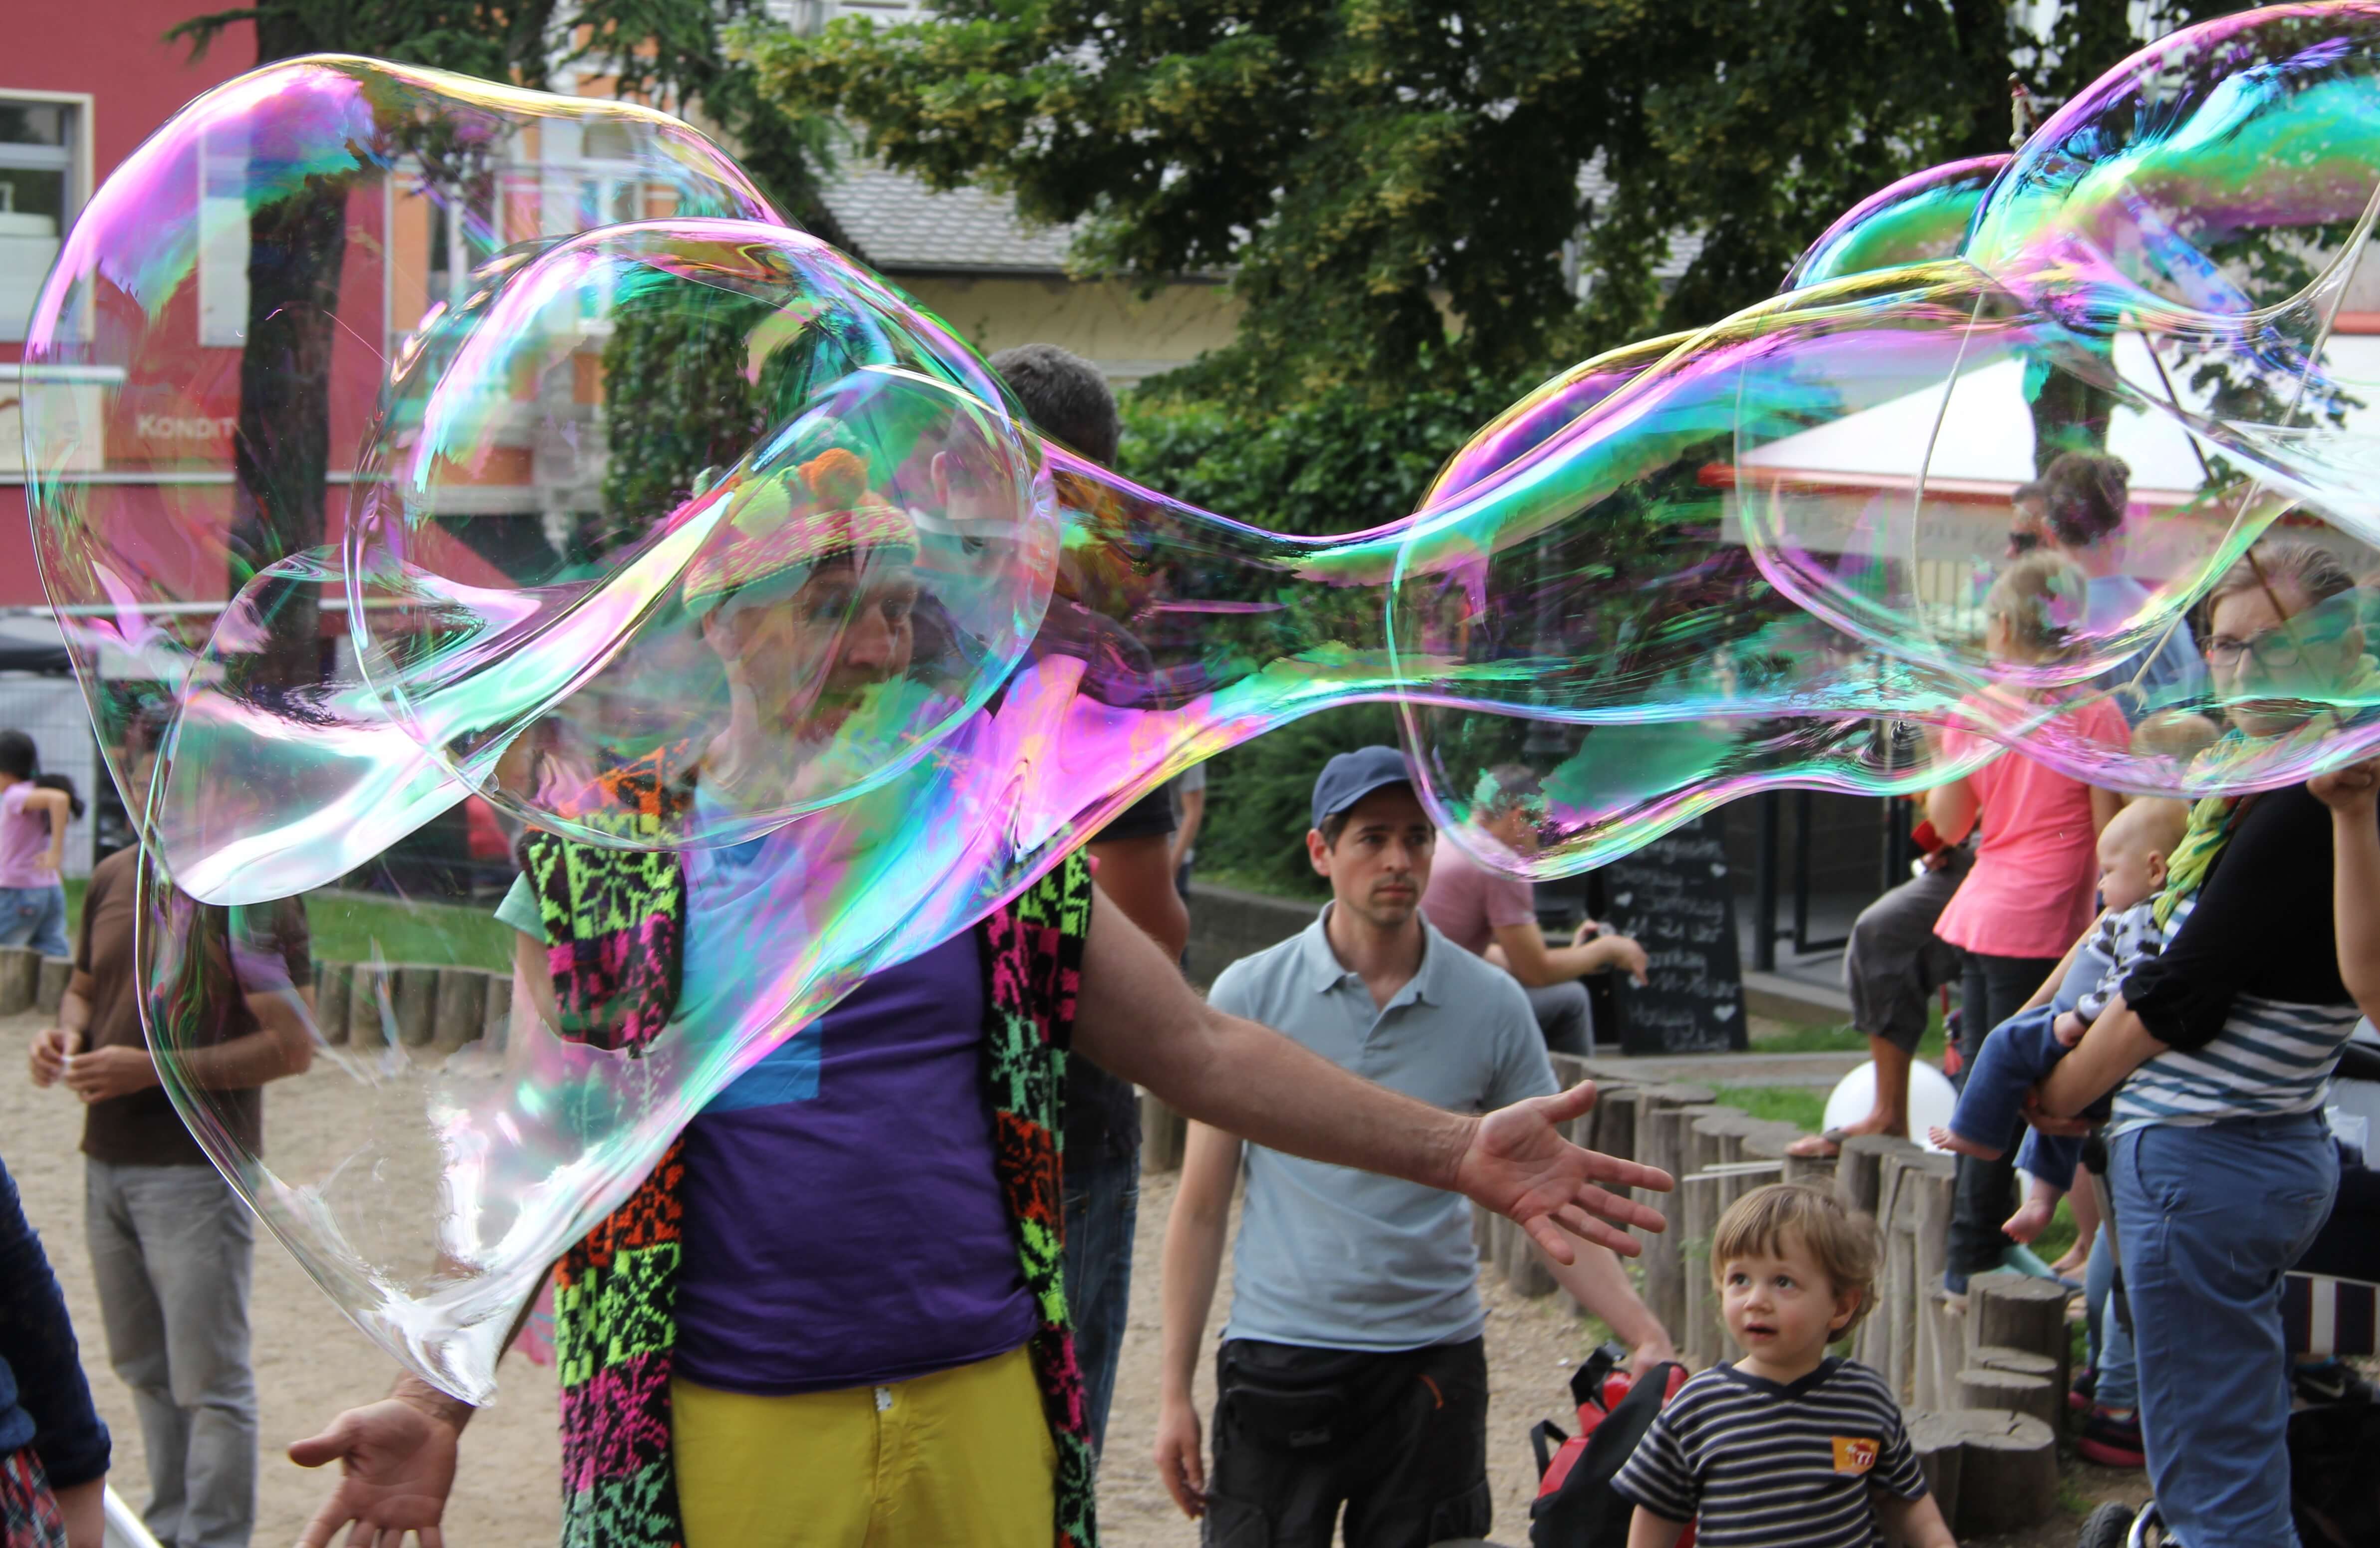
0, 734, 76, 961
989, 342, 1190, 1453
1157, 748, 1673, 1545
0, 1150, 109, 1548
1926, 553, 2128, 1297
1172, 761, 1206, 900
25, 718, 316, 1548
2033, 451, 2209, 721
1420, 764, 1648, 1056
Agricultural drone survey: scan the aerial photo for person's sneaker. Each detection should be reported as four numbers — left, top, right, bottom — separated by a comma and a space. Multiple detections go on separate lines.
2078, 1407, 2144, 1468
2069, 1366, 2098, 1414
2292, 1358, 2379, 1406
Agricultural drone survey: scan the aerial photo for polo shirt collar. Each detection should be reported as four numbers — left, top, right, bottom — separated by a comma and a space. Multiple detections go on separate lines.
1299, 904, 1446, 1007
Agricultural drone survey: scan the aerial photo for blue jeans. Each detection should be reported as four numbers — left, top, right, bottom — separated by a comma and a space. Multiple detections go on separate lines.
0, 884, 68, 960
2082, 1221, 2136, 1409
2113, 1114, 2337, 1548
1953, 1005, 2090, 1190
1061, 1142, 1138, 1453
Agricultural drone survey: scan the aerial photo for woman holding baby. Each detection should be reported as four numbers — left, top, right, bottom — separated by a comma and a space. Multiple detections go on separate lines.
2039, 540, 2380, 1548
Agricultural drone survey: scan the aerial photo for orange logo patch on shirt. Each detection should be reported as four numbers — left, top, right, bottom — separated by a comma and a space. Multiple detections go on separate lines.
1832, 1436, 1880, 1475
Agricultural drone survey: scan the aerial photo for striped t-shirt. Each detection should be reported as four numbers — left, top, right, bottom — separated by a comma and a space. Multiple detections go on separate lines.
1612, 1358, 1926, 1547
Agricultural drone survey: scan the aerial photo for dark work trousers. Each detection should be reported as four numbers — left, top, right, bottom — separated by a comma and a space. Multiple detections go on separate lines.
1201, 1336, 1491, 1548
1947, 950, 2064, 1283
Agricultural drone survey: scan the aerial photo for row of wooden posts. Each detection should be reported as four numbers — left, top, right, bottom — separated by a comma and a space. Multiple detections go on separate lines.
0, 945, 514, 1058
1145, 1061, 2071, 1540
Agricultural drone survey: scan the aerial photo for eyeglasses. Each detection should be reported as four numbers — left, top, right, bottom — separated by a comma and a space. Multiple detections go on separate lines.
2204, 613, 2355, 670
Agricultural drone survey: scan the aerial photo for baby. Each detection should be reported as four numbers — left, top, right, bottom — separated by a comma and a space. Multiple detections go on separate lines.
1616, 1184, 1953, 1548
1929, 798, 2189, 1241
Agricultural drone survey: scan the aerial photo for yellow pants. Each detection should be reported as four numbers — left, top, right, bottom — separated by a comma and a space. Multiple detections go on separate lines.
672, 1344, 1057, 1548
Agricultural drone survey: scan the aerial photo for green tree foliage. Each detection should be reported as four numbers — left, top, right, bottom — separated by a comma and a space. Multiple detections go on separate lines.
748, 0, 2254, 404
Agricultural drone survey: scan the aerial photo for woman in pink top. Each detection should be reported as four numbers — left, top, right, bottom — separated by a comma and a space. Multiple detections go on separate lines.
1925, 555, 2128, 1290
0, 731, 78, 960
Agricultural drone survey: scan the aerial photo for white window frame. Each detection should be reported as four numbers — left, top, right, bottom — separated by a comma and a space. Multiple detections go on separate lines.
0, 89, 93, 346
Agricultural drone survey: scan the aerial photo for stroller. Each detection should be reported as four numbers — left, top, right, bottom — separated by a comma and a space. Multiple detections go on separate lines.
2075, 1044, 2380, 1548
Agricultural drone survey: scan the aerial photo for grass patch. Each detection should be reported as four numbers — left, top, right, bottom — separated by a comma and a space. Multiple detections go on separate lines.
62, 879, 515, 973
1709, 1085, 1828, 1134
1749, 1002, 1949, 1061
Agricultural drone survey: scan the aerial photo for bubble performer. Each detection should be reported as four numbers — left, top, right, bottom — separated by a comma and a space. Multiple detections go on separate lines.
20, 7, 2380, 1412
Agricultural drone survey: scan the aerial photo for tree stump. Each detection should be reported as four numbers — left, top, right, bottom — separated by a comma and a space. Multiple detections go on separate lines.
1951, 1411, 2058, 1537
36, 956, 70, 1016
1680, 1106, 1752, 1363
1956, 1366, 2057, 1429
482, 974, 512, 1051
1548, 1052, 1594, 1091
1635, 1087, 1715, 1335
1833, 1132, 1904, 1217
1973, 1345, 2057, 1382
1967, 1271, 2072, 1398
348, 964, 388, 1049
393, 965, 440, 1049
1141, 1092, 1188, 1172
432, 969, 488, 1055
1903, 1156, 1957, 1409
1904, 1411, 1970, 1532
0, 947, 39, 1015
316, 962, 352, 1047
1587, 1084, 1640, 1163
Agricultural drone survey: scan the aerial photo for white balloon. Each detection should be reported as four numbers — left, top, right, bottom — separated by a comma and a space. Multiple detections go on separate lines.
1820, 1059, 1959, 1154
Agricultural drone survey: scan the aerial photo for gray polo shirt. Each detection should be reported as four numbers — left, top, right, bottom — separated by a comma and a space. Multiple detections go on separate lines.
1207, 907, 1557, 1351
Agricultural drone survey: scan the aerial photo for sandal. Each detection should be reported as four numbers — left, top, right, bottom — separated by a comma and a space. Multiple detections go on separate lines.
1786, 1126, 1850, 1159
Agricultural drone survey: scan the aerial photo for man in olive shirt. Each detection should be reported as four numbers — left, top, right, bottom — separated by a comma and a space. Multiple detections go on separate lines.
26, 736, 314, 1548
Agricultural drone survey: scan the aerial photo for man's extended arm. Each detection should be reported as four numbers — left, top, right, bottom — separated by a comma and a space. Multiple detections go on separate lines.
1153, 1118, 1242, 1519
1070, 890, 1671, 1262
1538, 1240, 1674, 1367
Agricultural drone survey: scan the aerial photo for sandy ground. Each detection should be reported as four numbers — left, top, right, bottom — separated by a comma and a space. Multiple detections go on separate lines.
5, 1009, 2141, 1547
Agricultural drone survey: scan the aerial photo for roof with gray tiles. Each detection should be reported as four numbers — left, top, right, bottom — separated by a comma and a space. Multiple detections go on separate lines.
817, 159, 1079, 275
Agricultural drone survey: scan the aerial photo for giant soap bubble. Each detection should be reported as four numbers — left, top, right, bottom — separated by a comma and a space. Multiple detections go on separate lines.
25, 8, 2380, 1397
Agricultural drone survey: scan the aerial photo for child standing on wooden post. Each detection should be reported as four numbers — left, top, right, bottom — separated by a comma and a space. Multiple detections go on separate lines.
1616, 1184, 1956, 1548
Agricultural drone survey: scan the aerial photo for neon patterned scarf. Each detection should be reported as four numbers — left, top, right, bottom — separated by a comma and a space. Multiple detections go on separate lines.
543, 847, 1099, 1548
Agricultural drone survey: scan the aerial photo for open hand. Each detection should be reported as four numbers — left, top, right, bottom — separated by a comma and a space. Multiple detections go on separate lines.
1152, 1396, 1207, 1519
1452, 1082, 1672, 1264
291, 1394, 463, 1548
1594, 935, 1651, 986
27, 1026, 77, 1087
63, 1044, 155, 1103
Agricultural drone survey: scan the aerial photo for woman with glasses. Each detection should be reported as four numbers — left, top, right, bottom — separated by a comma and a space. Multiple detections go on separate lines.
2039, 540, 2380, 1548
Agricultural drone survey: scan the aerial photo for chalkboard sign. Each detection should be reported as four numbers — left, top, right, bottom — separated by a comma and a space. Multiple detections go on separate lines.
1587, 814, 1749, 1055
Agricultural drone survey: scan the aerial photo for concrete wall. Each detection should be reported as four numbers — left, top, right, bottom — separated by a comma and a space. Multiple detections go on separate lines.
1183, 880, 1318, 989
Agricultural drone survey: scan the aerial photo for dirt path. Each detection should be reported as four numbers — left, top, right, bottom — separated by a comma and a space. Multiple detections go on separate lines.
4, 1015, 2136, 1545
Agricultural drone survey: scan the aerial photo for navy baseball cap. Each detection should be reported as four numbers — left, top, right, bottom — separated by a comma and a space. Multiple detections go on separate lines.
1311, 746, 1418, 831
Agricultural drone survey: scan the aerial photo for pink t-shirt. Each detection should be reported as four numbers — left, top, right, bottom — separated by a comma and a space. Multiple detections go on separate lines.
1932, 698, 2130, 960
0, 784, 51, 889
1421, 831, 1538, 956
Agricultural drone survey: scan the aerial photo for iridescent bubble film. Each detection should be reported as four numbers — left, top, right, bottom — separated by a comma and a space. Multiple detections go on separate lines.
23, 11, 2380, 1396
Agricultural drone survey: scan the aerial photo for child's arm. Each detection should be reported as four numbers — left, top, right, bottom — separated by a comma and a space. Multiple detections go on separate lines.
1878, 1489, 1957, 1547
2016, 913, 2099, 1015
1627, 1506, 1689, 1548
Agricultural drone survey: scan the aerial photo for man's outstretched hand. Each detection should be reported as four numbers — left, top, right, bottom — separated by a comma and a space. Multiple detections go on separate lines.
291, 1393, 462, 1548
1453, 1081, 1672, 1263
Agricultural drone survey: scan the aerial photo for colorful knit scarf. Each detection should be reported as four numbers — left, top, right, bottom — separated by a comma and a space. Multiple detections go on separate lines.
534, 839, 1099, 1548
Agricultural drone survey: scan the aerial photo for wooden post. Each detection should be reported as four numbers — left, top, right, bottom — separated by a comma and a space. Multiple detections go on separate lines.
317, 962, 352, 1047
1635, 1086, 1714, 1336
1501, 1209, 1556, 1298
1590, 1084, 1640, 1164
1966, 1272, 2072, 1400
36, 956, 70, 1016
1955, 1367, 2057, 1429
1973, 1346, 2057, 1382
482, 973, 513, 1051
1548, 1052, 1593, 1091
348, 963, 388, 1049
0, 947, 38, 1014
393, 965, 440, 1049
1906, 1155, 1958, 1411
1141, 1093, 1189, 1173
432, 969, 488, 1055
1833, 1132, 1900, 1218
1684, 1109, 1757, 1366
1852, 1140, 1923, 1379
1905, 1412, 1969, 1533
1951, 1411, 2058, 1537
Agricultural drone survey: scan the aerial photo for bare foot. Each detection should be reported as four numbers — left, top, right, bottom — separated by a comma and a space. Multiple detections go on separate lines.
1926, 1125, 2004, 1160
2002, 1197, 2055, 1243
1787, 1113, 1908, 1158
2049, 1243, 2091, 1277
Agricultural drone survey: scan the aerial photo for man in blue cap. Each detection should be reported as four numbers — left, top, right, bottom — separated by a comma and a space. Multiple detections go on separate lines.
1153, 747, 1674, 1546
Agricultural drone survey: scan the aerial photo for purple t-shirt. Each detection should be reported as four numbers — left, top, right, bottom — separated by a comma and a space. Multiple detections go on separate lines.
671, 925, 1034, 1394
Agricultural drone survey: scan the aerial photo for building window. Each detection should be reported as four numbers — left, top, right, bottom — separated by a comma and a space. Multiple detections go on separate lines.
0, 96, 80, 344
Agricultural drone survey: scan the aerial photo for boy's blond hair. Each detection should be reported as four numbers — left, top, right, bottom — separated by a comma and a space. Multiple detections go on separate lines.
1710, 1183, 1883, 1333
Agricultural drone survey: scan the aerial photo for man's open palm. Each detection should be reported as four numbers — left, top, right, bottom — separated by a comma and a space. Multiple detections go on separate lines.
291, 1398, 460, 1548
1454, 1082, 1672, 1263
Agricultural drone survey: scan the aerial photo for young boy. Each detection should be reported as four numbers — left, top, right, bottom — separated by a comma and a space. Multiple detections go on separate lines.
1927, 799, 2188, 1242
1616, 1185, 1953, 1548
